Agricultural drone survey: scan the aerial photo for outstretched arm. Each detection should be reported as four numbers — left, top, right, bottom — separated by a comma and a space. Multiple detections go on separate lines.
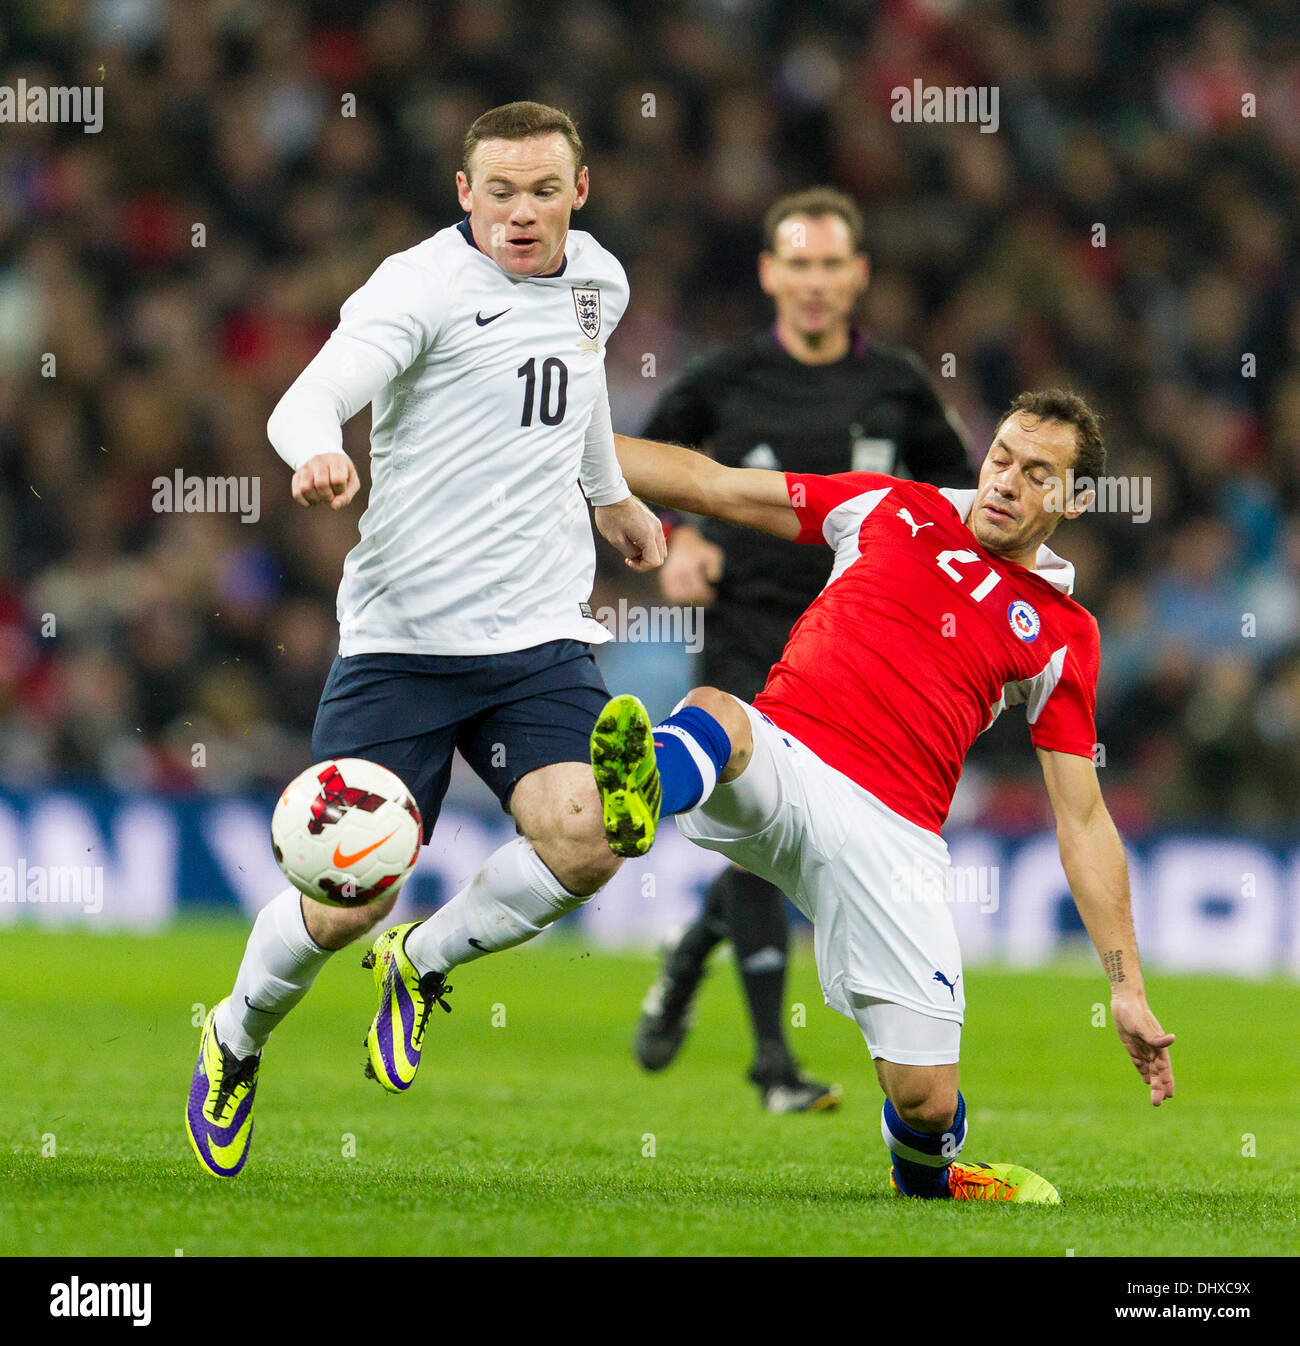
614, 433, 801, 540
1039, 748, 1175, 1107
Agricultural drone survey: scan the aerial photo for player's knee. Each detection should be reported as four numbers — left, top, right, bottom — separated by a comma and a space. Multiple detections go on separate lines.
524, 787, 621, 896
883, 1061, 958, 1133
681, 684, 737, 728
680, 685, 750, 774
892, 1085, 959, 1135
548, 782, 604, 847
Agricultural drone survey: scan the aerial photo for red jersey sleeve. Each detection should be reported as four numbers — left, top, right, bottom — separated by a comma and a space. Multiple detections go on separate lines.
1028, 615, 1101, 758
785, 472, 898, 546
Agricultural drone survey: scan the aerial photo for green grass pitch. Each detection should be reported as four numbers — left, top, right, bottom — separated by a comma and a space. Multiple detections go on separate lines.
1, 920, 1296, 1256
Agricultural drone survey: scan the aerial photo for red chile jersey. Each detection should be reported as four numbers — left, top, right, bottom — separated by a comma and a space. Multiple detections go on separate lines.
752, 472, 1101, 834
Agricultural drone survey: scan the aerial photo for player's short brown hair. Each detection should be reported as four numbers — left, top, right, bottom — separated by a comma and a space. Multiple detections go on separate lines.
997, 389, 1106, 482
462, 102, 584, 183
762, 187, 866, 253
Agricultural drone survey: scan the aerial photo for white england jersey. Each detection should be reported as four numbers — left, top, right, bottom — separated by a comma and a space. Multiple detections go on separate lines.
267, 219, 630, 656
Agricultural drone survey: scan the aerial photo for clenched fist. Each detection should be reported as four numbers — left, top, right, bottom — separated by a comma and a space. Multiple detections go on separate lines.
292, 453, 360, 510
594, 495, 667, 572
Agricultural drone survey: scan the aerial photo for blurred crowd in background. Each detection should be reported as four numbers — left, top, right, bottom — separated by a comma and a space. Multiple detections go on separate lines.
1, 0, 1299, 829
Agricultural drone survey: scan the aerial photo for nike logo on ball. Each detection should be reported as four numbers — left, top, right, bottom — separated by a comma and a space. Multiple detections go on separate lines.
332, 829, 397, 867
475, 308, 511, 326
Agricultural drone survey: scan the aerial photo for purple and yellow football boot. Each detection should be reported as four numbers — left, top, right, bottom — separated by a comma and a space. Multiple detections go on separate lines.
185, 999, 260, 1178
361, 922, 453, 1092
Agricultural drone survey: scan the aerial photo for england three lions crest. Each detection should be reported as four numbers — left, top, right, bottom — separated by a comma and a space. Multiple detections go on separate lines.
572, 286, 601, 339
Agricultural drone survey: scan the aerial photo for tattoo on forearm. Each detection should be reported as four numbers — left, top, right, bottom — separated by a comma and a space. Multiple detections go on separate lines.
1103, 950, 1125, 985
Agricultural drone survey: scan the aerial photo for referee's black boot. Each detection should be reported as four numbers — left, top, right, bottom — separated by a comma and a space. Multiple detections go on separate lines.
748, 1041, 843, 1114
633, 925, 715, 1071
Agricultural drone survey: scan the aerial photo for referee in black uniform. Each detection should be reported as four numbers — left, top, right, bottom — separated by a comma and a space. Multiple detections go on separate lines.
634, 188, 975, 1112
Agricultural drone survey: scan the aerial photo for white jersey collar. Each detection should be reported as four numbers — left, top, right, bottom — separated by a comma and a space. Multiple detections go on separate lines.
938, 487, 1076, 596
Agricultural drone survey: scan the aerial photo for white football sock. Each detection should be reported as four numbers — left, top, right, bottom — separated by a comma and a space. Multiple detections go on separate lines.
214, 887, 332, 1058
403, 837, 586, 975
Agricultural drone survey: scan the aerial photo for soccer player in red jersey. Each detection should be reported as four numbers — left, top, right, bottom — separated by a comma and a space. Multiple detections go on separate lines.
594, 389, 1174, 1202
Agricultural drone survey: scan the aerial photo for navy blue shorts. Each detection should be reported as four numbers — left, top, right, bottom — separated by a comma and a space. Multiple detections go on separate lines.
311, 640, 609, 842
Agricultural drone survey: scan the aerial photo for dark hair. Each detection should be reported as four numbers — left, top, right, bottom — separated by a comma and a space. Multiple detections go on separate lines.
462, 101, 584, 182
997, 389, 1106, 482
762, 187, 866, 253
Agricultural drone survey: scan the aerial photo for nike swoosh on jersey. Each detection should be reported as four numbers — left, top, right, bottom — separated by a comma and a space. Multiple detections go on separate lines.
475, 308, 511, 326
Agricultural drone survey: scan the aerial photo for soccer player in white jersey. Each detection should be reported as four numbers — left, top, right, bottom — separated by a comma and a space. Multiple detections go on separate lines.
590, 390, 1175, 1203
186, 102, 665, 1178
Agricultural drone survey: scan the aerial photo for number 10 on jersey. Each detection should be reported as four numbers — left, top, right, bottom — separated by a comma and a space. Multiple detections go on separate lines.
518, 357, 569, 426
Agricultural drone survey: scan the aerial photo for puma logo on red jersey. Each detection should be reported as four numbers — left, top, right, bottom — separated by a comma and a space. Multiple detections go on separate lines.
897, 506, 934, 537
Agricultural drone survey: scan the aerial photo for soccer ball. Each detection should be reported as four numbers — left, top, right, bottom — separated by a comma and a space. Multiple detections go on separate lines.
271, 758, 422, 907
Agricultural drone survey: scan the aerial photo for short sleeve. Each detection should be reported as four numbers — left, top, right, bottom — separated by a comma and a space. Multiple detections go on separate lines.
1028, 617, 1100, 757
785, 471, 898, 547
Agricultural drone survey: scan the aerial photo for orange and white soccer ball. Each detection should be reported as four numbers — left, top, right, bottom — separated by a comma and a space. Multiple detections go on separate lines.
271, 758, 422, 907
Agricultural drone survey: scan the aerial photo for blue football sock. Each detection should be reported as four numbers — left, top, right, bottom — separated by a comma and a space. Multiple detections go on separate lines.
881, 1091, 967, 1198
652, 706, 732, 815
